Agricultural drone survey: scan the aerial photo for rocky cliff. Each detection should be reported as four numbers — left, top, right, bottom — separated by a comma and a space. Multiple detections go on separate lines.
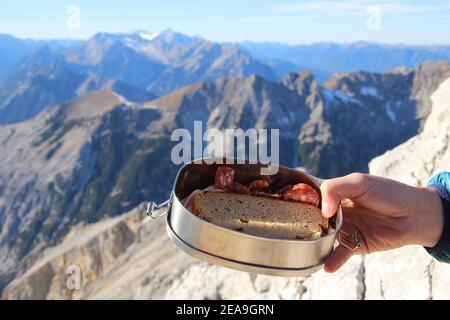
370, 77, 450, 187
299, 61, 450, 177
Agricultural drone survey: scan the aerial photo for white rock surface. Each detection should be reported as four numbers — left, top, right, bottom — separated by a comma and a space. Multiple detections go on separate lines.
302, 255, 364, 300
431, 261, 450, 300
165, 264, 305, 300
367, 77, 450, 300
364, 246, 433, 300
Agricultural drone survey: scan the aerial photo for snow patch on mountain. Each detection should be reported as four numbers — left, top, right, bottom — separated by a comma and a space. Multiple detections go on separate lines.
385, 102, 397, 122
138, 31, 164, 42
361, 86, 382, 99
322, 89, 363, 107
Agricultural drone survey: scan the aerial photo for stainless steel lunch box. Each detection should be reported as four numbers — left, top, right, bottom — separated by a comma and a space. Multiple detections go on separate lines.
147, 158, 348, 277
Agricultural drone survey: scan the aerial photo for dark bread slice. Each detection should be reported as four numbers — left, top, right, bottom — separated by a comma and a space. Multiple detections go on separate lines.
192, 191, 328, 240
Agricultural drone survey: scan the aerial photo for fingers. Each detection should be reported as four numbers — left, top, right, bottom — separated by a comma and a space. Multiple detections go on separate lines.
324, 244, 354, 273
320, 173, 370, 218
321, 174, 371, 272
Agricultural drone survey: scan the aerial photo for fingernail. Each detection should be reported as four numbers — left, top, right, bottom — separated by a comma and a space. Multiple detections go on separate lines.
324, 264, 334, 273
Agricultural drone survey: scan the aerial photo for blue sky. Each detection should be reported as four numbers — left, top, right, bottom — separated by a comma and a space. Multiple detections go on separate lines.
1, 0, 449, 44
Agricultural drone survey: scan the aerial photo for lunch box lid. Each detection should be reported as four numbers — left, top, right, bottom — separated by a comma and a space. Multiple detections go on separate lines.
166, 213, 326, 277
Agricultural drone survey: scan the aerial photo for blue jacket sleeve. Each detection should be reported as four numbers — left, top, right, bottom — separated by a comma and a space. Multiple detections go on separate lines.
425, 172, 450, 263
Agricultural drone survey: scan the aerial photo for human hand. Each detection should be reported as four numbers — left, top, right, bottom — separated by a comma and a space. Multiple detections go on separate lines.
320, 173, 444, 273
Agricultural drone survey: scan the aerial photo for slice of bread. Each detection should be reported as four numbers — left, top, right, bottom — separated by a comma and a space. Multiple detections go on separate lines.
192, 192, 328, 240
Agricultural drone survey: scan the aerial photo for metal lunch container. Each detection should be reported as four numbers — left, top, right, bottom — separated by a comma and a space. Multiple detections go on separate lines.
147, 158, 356, 277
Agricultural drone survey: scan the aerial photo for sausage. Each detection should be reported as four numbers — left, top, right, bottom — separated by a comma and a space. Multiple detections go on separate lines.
282, 183, 320, 207
233, 182, 250, 195
249, 180, 270, 192
251, 191, 283, 199
214, 166, 235, 191
213, 168, 320, 207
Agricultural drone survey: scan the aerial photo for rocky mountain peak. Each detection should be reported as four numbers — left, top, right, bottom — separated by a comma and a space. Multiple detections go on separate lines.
149, 28, 200, 46
0, 50, 156, 125
61, 89, 124, 120
282, 71, 318, 97
370, 75, 450, 190
424, 77, 450, 130
13, 45, 66, 75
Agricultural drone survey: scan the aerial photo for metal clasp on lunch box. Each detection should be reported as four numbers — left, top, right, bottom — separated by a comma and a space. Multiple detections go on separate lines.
146, 193, 173, 219
338, 229, 361, 251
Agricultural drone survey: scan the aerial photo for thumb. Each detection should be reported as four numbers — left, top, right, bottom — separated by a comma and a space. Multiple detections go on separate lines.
320, 173, 369, 218
324, 244, 354, 273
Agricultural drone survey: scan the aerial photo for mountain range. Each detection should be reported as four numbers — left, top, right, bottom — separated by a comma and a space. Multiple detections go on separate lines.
1, 61, 449, 290
241, 41, 450, 76
3, 77, 450, 299
2, 29, 450, 125
1, 29, 450, 294
0, 34, 82, 83
0, 46, 156, 124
